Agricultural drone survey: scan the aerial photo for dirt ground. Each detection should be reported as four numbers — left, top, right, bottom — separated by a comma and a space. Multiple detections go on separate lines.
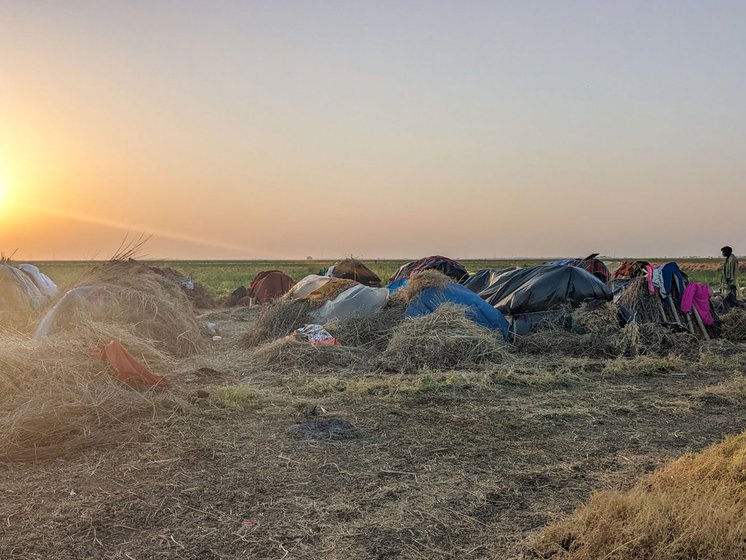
2, 307, 745, 560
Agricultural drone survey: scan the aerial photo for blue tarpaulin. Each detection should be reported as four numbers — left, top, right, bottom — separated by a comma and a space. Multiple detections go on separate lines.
406, 283, 510, 340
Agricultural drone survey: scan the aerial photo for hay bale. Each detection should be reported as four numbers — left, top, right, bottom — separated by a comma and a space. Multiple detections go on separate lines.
379, 304, 509, 373
242, 299, 311, 347
325, 301, 406, 350
721, 309, 746, 342
528, 431, 746, 560
0, 329, 172, 462
398, 270, 452, 303
49, 263, 202, 357
250, 336, 371, 372
571, 302, 621, 337
617, 276, 663, 323
614, 322, 700, 359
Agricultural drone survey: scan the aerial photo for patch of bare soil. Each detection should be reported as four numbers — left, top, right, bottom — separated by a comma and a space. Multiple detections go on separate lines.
2, 308, 746, 559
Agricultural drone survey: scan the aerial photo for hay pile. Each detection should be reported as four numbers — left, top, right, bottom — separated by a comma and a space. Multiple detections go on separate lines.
53, 262, 202, 357
378, 304, 509, 373
0, 329, 172, 462
720, 309, 746, 342
250, 335, 371, 373
515, 329, 618, 358
617, 276, 664, 323
325, 301, 406, 350
615, 322, 700, 359
242, 299, 311, 347
398, 270, 451, 303
529, 431, 746, 560
571, 303, 620, 337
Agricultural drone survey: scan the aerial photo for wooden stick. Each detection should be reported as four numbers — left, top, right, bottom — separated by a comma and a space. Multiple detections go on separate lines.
666, 295, 684, 327
656, 295, 668, 323
692, 307, 711, 340
686, 313, 695, 333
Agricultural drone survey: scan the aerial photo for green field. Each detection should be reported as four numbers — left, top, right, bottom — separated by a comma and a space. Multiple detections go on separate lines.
31, 258, 724, 298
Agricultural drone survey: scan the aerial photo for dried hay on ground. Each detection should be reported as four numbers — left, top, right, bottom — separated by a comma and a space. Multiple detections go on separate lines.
250, 335, 372, 373
571, 302, 620, 337
614, 322, 700, 359
617, 276, 663, 323
528, 431, 746, 560
241, 299, 311, 347
47, 262, 202, 357
325, 301, 406, 350
398, 270, 451, 302
720, 309, 746, 342
0, 329, 173, 462
379, 304, 509, 373
515, 329, 619, 358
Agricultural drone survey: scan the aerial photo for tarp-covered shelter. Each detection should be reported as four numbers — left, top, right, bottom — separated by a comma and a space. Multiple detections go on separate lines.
465, 268, 519, 294
327, 259, 382, 287
407, 283, 510, 339
287, 275, 332, 299
546, 254, 611, 284
248, 270, 295, 304
389, 256, 469, 284
479, 265, 612, 335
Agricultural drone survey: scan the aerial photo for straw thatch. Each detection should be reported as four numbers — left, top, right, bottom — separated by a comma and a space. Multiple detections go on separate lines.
617, 276, 665, 323
378, 304, 510, 373
515, 329, 618, 358
241, 299, 311, 347
0, 329, 173, 462
48, 262, 202, 357
250, 335, 372, 373
571, 302, 621, 337
529, 431, 746, 560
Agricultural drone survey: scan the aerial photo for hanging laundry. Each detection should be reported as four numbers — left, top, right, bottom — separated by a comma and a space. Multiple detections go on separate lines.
681, 283, 714, 326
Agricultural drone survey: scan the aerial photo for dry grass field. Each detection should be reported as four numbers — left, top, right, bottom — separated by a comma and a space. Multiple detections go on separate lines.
1, 260, 744, 559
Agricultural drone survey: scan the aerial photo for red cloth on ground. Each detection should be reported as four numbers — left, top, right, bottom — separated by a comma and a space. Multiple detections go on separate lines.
681, 283, 714, 326
93, 341, 168, 386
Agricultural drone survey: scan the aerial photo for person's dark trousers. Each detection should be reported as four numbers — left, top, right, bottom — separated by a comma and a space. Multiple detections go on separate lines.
723, 286, 744, 312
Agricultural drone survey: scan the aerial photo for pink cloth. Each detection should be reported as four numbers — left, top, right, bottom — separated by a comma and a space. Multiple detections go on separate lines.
681, 283, 714, 325
646, 264, 661, 295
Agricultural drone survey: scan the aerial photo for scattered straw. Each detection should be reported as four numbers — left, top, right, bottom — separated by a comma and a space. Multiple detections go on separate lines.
242, 299, 311, 347
615, 322, 700, 359
379, 304, 509, 373
721, 309, 746, 342
528, 431, 746, 560
325, 302, 406, 350
571, 303, 620, 337
250, 336, 371, 373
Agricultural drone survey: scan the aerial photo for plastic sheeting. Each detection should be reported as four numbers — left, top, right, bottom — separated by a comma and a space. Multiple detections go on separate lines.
0, 264, 47, 311
311, 284, 390, 324
34, 285, 112, 339
406, 284, 510, 339
479, 265, 612, 336
464, 268, 519, 294
17, 264, 58, 298
287, 275, 332, 299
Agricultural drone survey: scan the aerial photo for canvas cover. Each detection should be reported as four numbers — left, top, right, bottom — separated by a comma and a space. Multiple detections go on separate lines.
546, 256, 611, 284
406, 283, 510, 339
248, 270, 295, 303
310, 284, 390, 324
301, 278, 361, 310
327, 259, 382, 287
464, 268, 519, 294
34, 285, 112, 339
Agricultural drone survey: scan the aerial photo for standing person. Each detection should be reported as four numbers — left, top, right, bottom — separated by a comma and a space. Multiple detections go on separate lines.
721, 246, 742, 311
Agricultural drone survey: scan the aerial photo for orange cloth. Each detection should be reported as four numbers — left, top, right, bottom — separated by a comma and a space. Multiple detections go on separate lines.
93, 341, 168, 386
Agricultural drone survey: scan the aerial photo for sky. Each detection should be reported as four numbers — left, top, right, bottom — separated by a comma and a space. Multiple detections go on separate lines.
1, 1, 745, 260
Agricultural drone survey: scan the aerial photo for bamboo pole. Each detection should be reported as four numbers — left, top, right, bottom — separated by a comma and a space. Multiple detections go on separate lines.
692, 307, 711, 340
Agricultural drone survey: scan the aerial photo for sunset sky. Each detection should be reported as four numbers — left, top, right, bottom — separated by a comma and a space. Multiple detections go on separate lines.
1, 1, 745, 260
